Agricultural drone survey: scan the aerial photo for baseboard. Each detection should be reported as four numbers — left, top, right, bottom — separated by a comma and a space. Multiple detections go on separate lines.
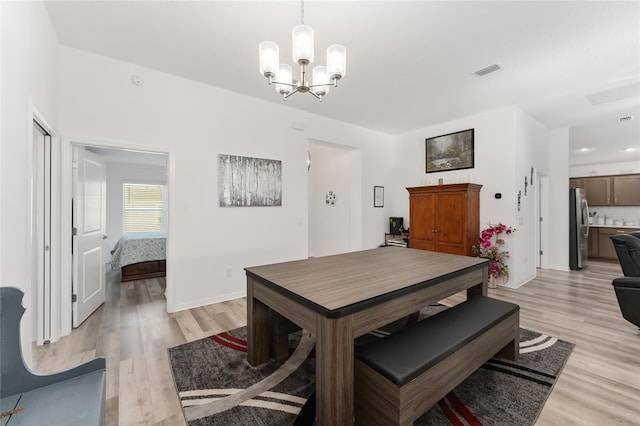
170, 290, 246, 313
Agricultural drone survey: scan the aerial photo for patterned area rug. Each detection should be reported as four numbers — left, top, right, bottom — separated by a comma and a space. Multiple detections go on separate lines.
168, 305, 574, 425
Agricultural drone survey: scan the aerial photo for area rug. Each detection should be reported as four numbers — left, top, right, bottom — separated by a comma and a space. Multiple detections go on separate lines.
168, 305, 574, 425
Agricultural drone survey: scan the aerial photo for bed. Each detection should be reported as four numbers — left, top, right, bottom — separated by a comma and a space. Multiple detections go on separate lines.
110, 231, 166, 282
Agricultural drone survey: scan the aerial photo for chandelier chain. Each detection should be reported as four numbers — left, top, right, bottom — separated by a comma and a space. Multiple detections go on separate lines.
300, 0, 304, 25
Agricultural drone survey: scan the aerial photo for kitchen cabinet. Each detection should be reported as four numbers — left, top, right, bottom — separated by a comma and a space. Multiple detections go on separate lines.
581, 177, 611, 206
570, 174, 640, 206
613, 175, 640, 206
588, 227, 599, 258
595, 227, 640, 260
597, 228, 627, 260
407, 183, 481, 256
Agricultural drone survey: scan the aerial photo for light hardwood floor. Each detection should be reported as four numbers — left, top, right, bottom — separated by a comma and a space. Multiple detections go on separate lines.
32, 261, 639, 425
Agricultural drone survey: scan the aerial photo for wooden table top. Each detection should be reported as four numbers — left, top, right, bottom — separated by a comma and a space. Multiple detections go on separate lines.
245, 247, 487, 317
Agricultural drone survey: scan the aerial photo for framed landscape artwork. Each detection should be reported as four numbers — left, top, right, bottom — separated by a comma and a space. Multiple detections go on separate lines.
425, 128, 474, 173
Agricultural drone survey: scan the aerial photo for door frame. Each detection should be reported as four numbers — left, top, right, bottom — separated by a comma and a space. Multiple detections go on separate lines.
32, 110, 60, 345
59, 137, 174, 338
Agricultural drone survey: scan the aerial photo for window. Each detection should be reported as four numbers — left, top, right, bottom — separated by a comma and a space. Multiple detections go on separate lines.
123, 183, 166, 233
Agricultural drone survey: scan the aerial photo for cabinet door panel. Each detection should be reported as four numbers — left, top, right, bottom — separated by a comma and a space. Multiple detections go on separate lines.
582, 177, 610, 206
410, 194, 435, 243
613, 175, 640, 205
598, 233, 618, 259
588, 228, 598, 258
435, 193, 465, 245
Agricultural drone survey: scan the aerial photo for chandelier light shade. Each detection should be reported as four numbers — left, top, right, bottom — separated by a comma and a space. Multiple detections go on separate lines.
327, 44, 346, 80
259, 0, 346, 101
292, 24, 314, 63
275, 64, 293, 95
258, 41, 279, 77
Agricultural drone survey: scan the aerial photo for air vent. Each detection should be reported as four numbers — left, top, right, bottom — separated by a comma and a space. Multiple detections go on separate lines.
618, 115, 634, 122
473, 63, 503, 77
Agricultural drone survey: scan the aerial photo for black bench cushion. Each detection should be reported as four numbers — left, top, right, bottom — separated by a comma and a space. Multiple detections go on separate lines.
355, 296, 519, 387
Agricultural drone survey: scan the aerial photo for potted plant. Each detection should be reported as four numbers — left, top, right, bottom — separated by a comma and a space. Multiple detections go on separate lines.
471, 223, 515, 288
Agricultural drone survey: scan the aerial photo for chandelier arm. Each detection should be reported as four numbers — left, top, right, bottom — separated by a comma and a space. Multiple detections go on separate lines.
283, 88, 299, 100
308, 90, 323, 101
308, 82, 332, 89
269, 80, 298, 88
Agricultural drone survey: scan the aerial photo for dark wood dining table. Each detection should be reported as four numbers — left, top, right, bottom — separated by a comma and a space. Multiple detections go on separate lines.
245, 247, 488, 426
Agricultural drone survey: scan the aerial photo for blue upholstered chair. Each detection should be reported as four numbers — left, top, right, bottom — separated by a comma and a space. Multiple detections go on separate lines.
0, 287, 106, 425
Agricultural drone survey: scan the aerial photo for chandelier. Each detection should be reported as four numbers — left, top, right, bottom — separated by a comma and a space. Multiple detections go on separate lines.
259, 0, 346, 101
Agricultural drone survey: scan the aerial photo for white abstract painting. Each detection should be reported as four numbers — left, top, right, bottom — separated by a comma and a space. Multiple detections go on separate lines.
218, 154, 282, 207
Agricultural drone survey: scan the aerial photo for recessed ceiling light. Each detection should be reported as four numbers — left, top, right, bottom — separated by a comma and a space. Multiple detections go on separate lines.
623, 147, 636, 152
578, 148, 590, 152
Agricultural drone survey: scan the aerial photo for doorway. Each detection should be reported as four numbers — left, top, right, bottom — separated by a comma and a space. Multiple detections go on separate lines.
55, 139, 171, 339
308, 140, 362, 257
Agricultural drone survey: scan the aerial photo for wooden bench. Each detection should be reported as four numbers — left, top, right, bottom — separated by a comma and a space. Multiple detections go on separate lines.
0, 287, 105, 425
354, 296, 519, 425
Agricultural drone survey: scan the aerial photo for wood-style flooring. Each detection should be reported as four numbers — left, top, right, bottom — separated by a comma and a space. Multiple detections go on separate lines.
32, 261, 640, 425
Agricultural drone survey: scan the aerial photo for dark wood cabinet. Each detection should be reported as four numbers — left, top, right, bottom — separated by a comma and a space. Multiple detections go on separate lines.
588, 227, 599, 258
570, 174, 640, 206
407, 183, 482, 256
593, 227, 640, 260
581, 177, 611, 206
613, 175, 640, 206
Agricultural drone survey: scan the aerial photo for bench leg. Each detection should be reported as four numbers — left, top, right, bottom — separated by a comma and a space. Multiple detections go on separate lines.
497, 337, 519, 361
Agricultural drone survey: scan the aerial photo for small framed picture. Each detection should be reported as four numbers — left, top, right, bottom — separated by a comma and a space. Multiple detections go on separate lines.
374, 186, 384, 208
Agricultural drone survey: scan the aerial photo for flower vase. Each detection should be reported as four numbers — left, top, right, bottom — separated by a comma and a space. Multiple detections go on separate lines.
488, 276, 497, 289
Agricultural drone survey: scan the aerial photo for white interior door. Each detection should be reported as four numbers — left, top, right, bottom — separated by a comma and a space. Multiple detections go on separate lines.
72, 146, 107, 327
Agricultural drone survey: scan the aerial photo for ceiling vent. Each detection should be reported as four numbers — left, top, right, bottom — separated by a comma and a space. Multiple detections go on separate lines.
586, 83, 640, 105
473, 63, 503, 77
618, 115, 634, 122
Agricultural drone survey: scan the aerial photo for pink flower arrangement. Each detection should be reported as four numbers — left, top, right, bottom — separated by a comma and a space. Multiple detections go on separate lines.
472, 223, 515, 280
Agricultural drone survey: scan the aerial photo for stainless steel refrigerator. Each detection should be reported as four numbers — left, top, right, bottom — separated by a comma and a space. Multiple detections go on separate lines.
569, 188, 590, 270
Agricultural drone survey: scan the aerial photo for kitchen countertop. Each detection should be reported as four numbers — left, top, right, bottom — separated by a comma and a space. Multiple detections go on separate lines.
589, 224, 640, 229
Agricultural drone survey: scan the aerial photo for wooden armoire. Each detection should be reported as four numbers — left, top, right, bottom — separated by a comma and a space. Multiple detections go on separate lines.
406, 183, 482, 256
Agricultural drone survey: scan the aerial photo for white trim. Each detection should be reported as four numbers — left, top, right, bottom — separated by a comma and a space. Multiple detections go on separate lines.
539, 175, 550, 270
170, 290, 246, 313
60, 136, 174, 333
50, 136, 61, 342
60, 138, 73, 337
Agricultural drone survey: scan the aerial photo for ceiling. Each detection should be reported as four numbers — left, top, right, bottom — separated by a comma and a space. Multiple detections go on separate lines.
45, 1, 640, 167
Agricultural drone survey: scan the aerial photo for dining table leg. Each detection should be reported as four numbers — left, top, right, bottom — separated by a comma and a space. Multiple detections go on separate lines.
315, 314, 355, 426
246, 277, 270, 366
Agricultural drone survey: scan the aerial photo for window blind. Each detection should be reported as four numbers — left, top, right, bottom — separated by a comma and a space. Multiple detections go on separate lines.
123, 183, 165, 232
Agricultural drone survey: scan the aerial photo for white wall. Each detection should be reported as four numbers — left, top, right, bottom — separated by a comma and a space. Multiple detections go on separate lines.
104, 161, 167, 259
512, 108, 550, 286
390, 106, 550, 287
57, 46, 395, 312
1, 0, 60, 360
547, 128, 570, 271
